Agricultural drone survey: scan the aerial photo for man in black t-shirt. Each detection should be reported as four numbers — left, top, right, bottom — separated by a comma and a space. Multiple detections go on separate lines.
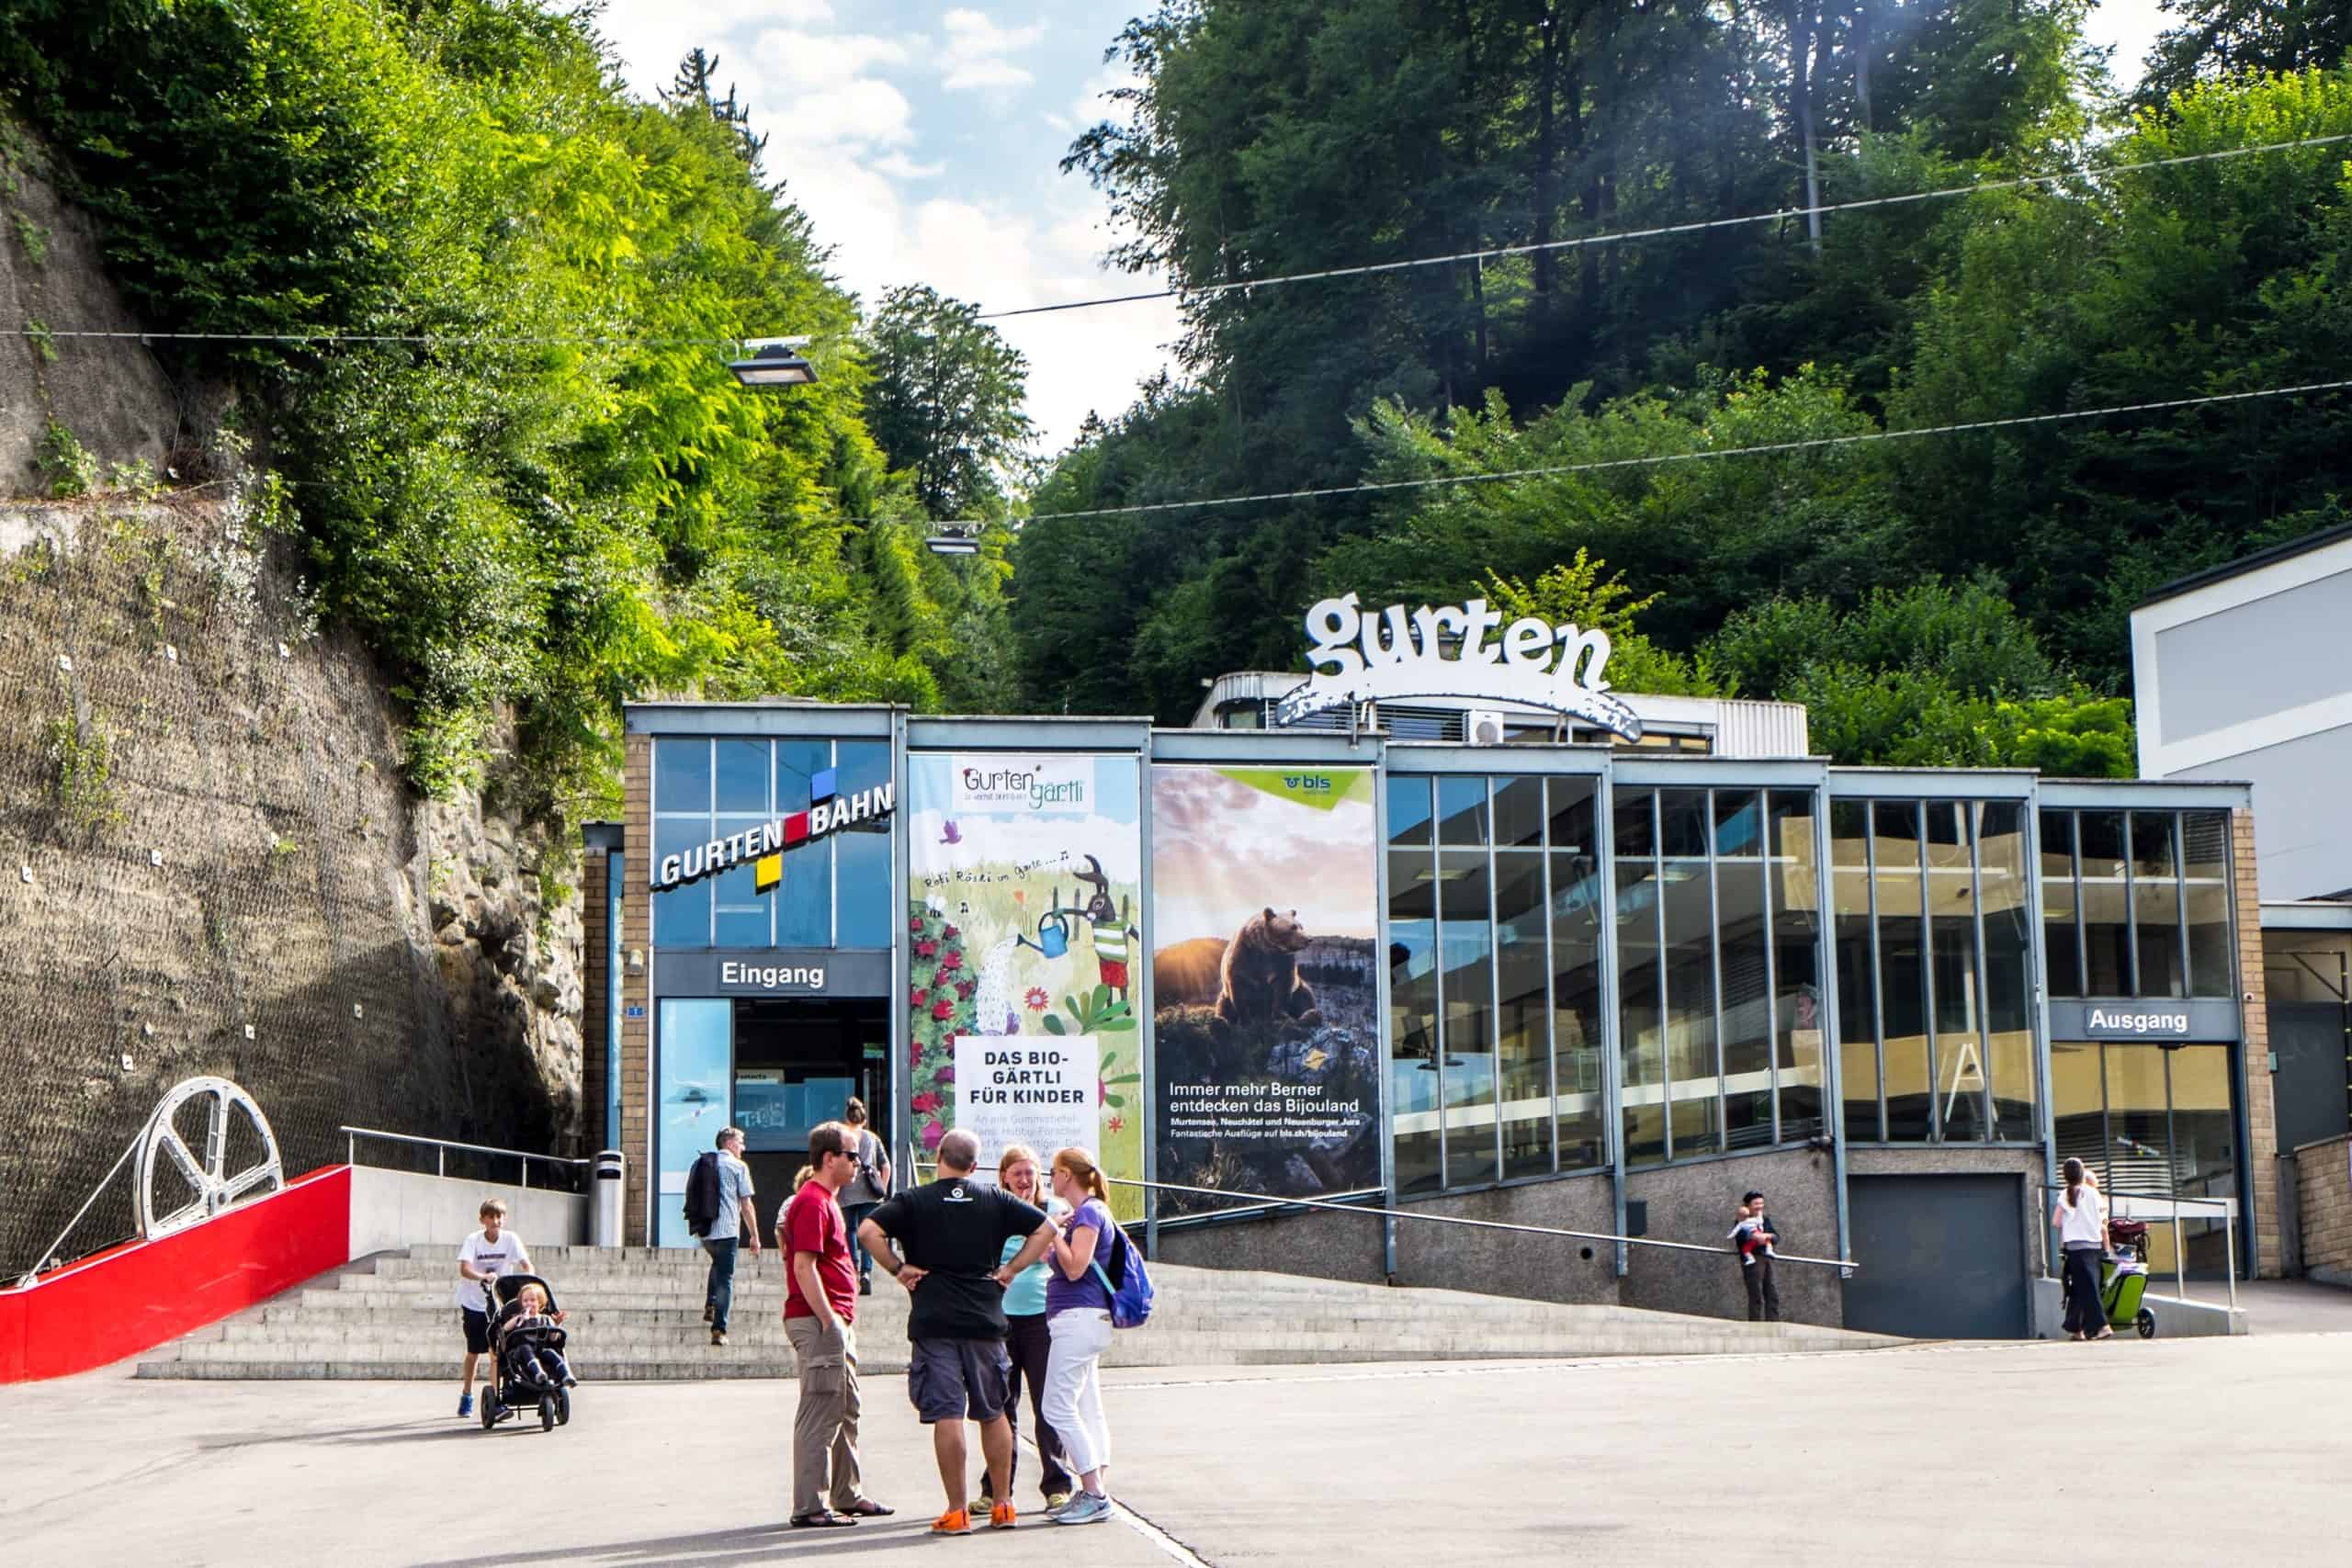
859, 1127, 1055, 1533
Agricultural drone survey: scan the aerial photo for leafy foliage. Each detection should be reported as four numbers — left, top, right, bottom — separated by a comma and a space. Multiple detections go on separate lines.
865, 285, 1035, 520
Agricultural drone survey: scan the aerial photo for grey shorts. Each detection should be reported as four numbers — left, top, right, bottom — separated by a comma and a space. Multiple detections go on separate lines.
908, 1337, 1012, 1425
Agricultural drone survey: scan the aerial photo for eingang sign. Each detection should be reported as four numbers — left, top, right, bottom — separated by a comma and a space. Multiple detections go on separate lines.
1275, 592, 1643, 739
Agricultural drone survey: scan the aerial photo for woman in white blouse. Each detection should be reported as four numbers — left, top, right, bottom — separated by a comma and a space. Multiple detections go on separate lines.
2052, 1157, 2112, 1341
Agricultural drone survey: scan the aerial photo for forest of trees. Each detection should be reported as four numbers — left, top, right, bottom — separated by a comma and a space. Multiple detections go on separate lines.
1015, 0, 2352, 771
2, 0, 2347, 828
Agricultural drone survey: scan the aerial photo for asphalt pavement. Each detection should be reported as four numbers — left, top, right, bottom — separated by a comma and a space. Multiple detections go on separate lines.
7, 1327, 2350, 1565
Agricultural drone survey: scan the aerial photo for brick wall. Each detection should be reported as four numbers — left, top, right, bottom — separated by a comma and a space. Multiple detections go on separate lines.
620, 733, 651, 1244
581, 847, 608, 1153
2294, 1134, 2352, 1282
2234, 807, 2282, 1278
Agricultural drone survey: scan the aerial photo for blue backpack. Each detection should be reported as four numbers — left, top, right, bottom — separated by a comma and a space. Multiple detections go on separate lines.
1088, 1219, 1156, 1329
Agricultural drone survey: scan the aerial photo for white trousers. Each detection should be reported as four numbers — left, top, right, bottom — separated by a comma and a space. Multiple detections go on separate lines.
1043, 1310, 1114, 1476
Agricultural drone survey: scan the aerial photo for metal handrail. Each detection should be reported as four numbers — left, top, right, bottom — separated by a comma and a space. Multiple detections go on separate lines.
2041, 1180, 2238, 1315
341, 1125, 589, 1188
1121, 1175, 1857, 1271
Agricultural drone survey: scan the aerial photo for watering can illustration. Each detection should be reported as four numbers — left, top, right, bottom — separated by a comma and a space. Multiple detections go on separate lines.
1017, 908, 1073, 959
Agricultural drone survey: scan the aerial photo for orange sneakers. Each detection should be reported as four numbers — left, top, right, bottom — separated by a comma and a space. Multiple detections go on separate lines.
930, 1508, 973, 1536
989, 1502, 1018, 1530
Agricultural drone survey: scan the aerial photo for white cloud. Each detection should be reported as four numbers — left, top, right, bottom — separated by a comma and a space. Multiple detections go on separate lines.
874, 152, 947, 180
939, 8, 1046, 92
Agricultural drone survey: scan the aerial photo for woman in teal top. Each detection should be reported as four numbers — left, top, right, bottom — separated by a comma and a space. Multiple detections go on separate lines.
978, 1143, 1072, 1514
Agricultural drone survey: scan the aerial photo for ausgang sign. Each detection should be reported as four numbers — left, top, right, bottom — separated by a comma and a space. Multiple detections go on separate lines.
1273, 592, 1643, 739
651, 772, 895, 894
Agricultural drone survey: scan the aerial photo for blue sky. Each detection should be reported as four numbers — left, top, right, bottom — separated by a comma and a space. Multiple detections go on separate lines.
592, 0, 1180, 452
591, 2, 2171, 457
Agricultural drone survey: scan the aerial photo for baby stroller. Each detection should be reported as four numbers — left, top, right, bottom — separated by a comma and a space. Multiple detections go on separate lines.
479, 1273, 575, 1433
2064, 1220, 2156, 1340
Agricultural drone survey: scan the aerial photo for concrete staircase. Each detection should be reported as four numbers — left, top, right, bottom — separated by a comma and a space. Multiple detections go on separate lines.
135, 1245, 1894, 1379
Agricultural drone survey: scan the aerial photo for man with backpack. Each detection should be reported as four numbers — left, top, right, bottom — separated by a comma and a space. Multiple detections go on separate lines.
685, 1126, 759, 1347
857, 1128, 1056, 1534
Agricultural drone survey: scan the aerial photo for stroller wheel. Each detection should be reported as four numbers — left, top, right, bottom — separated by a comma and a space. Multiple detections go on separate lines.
538, 1395, 556, 1433
479, 1394, 499, 1431
556, 1387, 571, 1427
2136, 1308, 2156, 1339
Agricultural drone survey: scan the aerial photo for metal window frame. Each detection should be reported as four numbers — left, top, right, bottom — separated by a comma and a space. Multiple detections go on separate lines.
1866, 799, 1892, 1144
1548, 775, 1611, 1179
1761, 790, 1783, 1145
1705, 787, 1727, 1157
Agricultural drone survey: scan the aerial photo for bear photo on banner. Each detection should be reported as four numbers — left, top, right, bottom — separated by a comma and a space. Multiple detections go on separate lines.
907, 753, 1145, 1221
1149, 767, 1381, 1219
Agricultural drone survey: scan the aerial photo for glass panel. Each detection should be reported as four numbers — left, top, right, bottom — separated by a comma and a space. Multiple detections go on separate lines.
2078, 811, 2132, 995
1663, 847, 1719, 1158
1658, 789, 1710, 860
775, 739, 829, 807
1713, 789, 1761, 858
1547, 776, 1598, 854
2039, 809, 2083, 998
2050, 1041, 2104, 1177
2102, 1043, 2170, 1209
1436, 775, 1490, 848
1387, 841, 1442, 1196
1874, 802, 1930, 1141
713, 739, 770, 813
2169, 1045, 2238, 1276
655, 998, 732, 1247
1614, 786, 1657, 861
1496, 849, 1552, 1178
2132, 812, 2185, 998
1388, 774, 1433, 847
1616, 808, 1665, 1167
1831, 799, 1880, 1141
1550, 815, 1606, 1171
1493, 775, 1545, 850
775, 841, 833, 947
2181, 812, 2233, 998
652, 817, 713, 948
1439, 848, 1498, 1188
1769, 793, 1824, 1141
834, 742, 895, 948
654, 737, 712, 815
1718, 852, 1772, 1149
1926, 803, 1984, 1141
713, 813, 774, 948
1978, 803, 2037, 1139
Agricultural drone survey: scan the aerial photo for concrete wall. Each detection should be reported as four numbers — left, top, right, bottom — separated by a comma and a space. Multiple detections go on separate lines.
1393, 1173, 1621, 1305
1623, 1147, 1839, 1325
1155, 1203, 1390, 1288
346, 1165, 587, 1261
2293, 1134, 2352, 1288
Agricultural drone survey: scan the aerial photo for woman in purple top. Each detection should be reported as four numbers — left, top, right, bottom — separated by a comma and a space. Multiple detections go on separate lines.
1041, 1145, 1117, 1526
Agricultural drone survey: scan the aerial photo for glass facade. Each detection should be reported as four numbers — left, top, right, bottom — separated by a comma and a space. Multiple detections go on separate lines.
2040, 807, 2233, 998
1614, 786, 1825, 1167
1833, 798, 2038, 1144
650, 736, 893, 950
1389, 773, 1607, 1196
2051, 1040, 2239, 1275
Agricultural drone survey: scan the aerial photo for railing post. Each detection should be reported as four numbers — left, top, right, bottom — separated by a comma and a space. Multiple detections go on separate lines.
2224, 1205, 2238, 1314
346, 1131, 355, 1167
521, 1156, 529, 1190
438, 1145, 445, 1179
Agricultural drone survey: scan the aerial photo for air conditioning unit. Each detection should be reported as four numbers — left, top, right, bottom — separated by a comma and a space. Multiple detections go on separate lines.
1466, 708, 1509, 746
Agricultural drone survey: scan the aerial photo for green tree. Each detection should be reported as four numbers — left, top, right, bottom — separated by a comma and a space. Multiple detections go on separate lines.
2139, 1, 2352, 107
864, 285, 1035, 519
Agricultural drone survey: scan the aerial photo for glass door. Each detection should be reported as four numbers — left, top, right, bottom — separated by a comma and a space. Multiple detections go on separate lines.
655, 998, 734, 1247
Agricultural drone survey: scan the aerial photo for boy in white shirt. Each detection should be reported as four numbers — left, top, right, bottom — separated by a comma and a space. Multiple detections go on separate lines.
455, 1199, 530, 1417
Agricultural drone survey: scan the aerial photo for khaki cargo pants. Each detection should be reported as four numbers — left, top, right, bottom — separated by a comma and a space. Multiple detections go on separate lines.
785, 1315, 867, 1518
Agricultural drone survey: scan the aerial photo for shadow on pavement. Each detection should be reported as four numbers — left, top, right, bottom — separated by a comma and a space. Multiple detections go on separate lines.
405, 1518, 957, 1567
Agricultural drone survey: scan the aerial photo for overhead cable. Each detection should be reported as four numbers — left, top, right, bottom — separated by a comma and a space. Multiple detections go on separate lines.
19, 133, 2352, 347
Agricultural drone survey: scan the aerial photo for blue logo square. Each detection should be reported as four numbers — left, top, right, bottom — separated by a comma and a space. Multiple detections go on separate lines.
810, 767, 837, 802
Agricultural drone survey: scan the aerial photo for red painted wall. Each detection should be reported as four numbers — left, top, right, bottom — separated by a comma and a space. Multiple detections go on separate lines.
0, 1165, 351, 1382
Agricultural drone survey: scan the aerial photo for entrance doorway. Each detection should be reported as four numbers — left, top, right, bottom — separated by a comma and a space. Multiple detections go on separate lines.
2051, 1041, 2240, 1276
733, 998, 891, 1238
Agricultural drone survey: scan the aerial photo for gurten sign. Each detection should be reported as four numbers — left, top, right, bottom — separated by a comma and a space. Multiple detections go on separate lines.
1274, 592, 1643, 739
650, 772, 895, 894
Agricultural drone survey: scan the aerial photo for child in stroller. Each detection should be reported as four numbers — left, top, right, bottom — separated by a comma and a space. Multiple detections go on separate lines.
480, 1274, 576, 1431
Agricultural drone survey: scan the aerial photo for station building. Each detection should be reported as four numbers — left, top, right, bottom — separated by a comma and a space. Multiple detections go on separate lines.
582, 592, 2287, 1337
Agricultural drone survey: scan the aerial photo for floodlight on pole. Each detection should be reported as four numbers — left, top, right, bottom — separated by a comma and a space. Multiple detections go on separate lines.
729, 335, 817, 388
925, 525, 982, 557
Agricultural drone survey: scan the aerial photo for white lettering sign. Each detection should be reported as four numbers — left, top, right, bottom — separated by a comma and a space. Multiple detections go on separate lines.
719, 962, 827, 990
650, 782, 894, 893
953, 1034, 1098, 1175
1274, 592, 1643, 739
2086, 1007, 2188, 1036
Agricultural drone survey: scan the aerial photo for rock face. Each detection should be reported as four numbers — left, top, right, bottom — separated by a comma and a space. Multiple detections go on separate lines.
0, 499, 582, 1278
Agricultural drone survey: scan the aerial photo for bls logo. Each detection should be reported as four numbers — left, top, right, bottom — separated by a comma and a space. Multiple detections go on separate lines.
1283, 773, 1332, 794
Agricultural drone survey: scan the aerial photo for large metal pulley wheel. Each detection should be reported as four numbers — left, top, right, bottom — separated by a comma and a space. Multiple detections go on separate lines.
136, 1076, 285, 1239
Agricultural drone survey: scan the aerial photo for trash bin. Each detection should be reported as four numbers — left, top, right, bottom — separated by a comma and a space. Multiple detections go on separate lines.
592, 1149, 624, 1248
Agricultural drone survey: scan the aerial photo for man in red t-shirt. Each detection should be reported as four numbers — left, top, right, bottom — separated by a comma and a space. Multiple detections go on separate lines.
780, 1121, 892, 1529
